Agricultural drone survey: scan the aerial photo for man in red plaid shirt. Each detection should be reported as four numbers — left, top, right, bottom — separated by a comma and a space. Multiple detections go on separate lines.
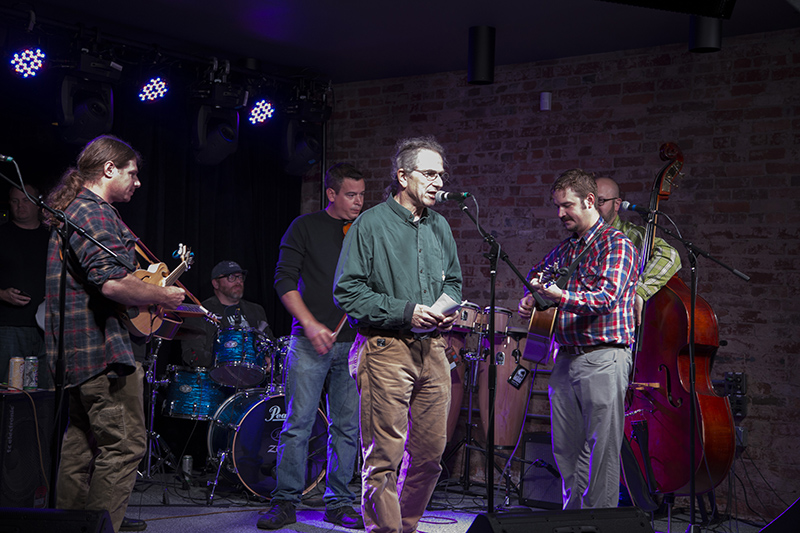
519, 168, 638, 509
44, 135, 185, 532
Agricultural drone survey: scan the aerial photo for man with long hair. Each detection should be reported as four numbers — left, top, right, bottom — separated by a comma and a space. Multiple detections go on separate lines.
44, 135, 184, 532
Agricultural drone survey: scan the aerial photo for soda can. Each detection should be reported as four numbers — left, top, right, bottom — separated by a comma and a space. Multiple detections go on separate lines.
23, 356, 39, 390
9, 357, 24, 390
181, 455, 194, 477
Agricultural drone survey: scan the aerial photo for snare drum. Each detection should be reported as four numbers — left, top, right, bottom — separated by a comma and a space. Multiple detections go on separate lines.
162, 366, 229, 420
207, 389, 327, 498
211, 327, 272, 387
452, 302, 482, 333
478, 306, 513, 336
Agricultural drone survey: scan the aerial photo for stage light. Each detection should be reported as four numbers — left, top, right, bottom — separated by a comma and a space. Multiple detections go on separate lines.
193, 105, 240, 165
282, 118, 322, 176
10, 47, 46, 78
248, 98, 275, 125
58, 74, 114, 145
138, 76, 169, 102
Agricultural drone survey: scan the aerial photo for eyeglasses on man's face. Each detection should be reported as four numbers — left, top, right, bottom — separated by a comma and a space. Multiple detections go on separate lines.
596, 197, 619, 207
218, 273, 246, 283
412, 168, 450, 184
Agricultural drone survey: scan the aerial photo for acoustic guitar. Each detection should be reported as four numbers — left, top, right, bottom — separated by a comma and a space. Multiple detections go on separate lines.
521, 271, 559, 365
121, 243, 194, 339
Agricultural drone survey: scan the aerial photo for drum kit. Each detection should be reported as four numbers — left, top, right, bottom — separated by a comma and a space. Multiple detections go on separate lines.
442, 302, 536, 483
144, 327, 326, 503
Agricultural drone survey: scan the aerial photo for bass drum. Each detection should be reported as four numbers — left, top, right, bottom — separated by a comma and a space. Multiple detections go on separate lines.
207, 389, 327, 498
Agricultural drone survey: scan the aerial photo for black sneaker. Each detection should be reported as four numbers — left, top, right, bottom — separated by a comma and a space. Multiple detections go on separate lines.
257, 501, 297, 530
324, 506, 365, 529
119, 517, 147, 531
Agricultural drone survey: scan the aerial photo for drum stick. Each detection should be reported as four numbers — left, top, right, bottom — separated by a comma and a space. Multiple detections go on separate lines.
331, 314, 348, 339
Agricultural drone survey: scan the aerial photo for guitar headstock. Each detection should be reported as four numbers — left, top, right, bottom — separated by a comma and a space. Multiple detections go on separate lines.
173, 244, 194, 270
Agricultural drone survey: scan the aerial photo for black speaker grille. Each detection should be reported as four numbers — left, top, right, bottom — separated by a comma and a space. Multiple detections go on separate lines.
0, 391, 55, 508
520, 431, 562, 510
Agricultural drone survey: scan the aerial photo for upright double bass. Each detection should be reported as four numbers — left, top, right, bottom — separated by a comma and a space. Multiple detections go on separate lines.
624, 143, 736, 496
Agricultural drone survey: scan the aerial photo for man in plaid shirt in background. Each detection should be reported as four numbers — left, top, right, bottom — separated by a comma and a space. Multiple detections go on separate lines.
518, 169, 638, 509
594, 176, 681, 324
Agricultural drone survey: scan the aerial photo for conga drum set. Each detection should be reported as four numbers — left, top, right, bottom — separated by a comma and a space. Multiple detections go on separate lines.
442, 302, 536, 481
156, 328, 327, 503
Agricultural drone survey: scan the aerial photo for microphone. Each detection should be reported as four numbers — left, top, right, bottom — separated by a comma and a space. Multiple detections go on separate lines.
620, 201, 653, 215
0, 154, 14, 162
435, 191, 471, 203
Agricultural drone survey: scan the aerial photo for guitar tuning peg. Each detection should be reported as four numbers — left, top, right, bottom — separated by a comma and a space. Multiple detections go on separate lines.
172, 250, 180, 259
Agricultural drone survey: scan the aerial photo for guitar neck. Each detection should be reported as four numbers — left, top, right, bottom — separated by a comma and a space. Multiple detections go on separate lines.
163, 261, 187, 287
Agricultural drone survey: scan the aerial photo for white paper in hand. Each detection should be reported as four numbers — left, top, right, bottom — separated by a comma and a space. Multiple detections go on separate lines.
410, 293, 464, 333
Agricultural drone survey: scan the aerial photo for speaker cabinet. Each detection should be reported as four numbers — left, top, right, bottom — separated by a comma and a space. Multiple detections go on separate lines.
467, 507, 655, 533
0, 391, 56, 508
520, 432, 561, 510
0, 508, 113, 533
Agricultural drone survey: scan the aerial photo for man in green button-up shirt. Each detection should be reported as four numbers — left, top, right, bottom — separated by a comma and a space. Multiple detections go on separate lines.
334, 136, 462, 533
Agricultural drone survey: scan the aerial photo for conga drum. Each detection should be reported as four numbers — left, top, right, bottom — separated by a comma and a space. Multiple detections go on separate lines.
442, 331, 467, 442
477, 327, 532, 449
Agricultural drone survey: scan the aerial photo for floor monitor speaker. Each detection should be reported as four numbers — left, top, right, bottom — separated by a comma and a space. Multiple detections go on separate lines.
0, 508, 114, 533
466, 507, 655, 533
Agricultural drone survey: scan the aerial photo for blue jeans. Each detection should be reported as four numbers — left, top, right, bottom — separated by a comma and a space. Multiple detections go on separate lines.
272, 335, 360, 509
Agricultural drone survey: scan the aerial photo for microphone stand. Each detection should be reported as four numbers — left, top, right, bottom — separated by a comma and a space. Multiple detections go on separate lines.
640, 214, 749, 533
1, 164, 137, 508
454, 198, 537, 513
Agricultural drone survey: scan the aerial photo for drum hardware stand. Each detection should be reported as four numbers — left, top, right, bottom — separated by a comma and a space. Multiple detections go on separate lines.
441, 351, 483, 493
138, 338, 177, 504
206, 448, 230, 505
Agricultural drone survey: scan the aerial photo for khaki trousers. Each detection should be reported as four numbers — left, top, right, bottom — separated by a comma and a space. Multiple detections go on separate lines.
356, 331, 450, 533
56, 363, 146, 533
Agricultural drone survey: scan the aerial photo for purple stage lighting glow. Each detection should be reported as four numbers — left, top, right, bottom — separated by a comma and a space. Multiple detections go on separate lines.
248, 99, 275, 124
11, 48, 46, 78
138, 76, 169, 102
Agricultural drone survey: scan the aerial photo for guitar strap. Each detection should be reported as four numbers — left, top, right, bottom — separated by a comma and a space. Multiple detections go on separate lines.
554, 232, 599, 290
534, 232, 600, 313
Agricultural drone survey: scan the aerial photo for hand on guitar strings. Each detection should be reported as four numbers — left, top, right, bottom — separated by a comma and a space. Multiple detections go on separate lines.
518, 273, 562, 318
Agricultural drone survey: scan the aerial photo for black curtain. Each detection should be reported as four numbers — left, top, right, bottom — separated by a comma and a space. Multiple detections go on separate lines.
0, 66, 303, 351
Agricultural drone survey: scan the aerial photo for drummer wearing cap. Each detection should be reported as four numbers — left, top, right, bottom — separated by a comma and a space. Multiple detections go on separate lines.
181, 260, 274, 368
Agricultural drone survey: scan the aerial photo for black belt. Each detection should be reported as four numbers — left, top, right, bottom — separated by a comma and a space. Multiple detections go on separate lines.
559, 343, 628, 356
358, 327, 441, 341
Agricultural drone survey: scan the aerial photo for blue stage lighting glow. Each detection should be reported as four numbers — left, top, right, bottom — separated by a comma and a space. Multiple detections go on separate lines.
11, 48, 46, 78
248, 99, 275, 124
138, 76, 169, 102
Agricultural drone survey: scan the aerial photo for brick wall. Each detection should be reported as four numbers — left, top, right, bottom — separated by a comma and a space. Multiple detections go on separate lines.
305, 28, 800, 522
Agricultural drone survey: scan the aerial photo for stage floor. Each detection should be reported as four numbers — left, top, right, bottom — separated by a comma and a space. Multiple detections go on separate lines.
125, 469, 765, 533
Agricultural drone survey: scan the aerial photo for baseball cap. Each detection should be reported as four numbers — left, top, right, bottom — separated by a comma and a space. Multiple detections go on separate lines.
211, 260, 247, 280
